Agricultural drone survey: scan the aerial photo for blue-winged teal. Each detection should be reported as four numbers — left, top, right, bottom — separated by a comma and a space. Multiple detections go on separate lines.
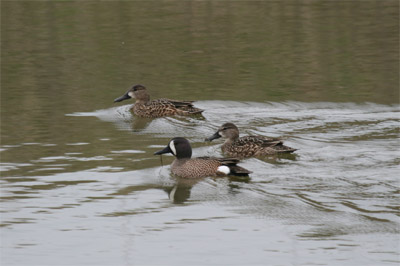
154, 137, 251, 178
114, 84, 203, 118
205, 122, 297, 157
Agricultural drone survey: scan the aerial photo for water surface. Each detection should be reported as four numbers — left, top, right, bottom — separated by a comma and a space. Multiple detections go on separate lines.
1, 1, 399, 265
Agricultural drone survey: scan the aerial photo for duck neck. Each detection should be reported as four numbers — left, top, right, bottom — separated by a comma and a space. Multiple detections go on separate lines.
135, 91, 151, 104
225, 134, 239, 145
224, 138, 234, 145
176, 152, 192, 160
172, 158, 189, 167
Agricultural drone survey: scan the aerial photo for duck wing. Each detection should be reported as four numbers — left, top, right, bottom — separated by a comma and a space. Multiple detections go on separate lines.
236, 136, 296, 153
236, 136, 282, 147
162, 98, 204, 114
165, 99, 195, 106
143, 99, 180, 116
196, 157, 252, 176
196, 156, 238, 164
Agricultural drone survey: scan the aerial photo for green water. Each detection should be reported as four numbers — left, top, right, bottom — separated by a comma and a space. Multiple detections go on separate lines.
1, 1, 399, 266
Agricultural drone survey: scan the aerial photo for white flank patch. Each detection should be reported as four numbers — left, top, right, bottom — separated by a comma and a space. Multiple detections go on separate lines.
169, 141, 177, 156
128, 91, 135, 98
217, 165, 230, 175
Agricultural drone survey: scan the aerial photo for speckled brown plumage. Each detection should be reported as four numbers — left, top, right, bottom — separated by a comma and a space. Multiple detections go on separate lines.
222, 136, 296, 157
133, 98, 203, 118
154, 137, 251, 179
114, 84, 203, 118
171, 157, 250, 178
206, 123, 297, 158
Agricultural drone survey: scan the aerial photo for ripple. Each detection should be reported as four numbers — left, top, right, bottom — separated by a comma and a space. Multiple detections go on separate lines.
0, 163, 33, 172
110, 150, 145, 154
2, 101, 399, 266
66, 142, 90, 146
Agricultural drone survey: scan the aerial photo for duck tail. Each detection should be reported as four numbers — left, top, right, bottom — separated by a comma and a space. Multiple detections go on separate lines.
189, 107, 204, 115
167, 99, 204, 115
280, 145, 297, 153
229, 165, 252, 176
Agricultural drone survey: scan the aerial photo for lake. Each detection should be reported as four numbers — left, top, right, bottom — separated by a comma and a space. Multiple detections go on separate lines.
1, 1, 399, 265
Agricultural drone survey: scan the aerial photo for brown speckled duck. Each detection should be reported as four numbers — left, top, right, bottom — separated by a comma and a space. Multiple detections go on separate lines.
114, 84, 204, 118
154, 137, 251, 178
205, 122, 297, 158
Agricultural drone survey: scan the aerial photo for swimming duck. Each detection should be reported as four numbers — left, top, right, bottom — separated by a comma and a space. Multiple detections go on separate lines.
154, 137, 251, 178
114, 84, 204, 118
205, 122, 297, 157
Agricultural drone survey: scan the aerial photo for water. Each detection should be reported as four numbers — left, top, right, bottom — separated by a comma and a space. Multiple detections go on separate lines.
1, 1, 399, 266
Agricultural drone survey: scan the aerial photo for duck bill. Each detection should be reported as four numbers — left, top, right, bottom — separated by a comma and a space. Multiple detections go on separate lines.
154, 145, 172, 155
205, 131, 221, 142
114, 93, 131, 103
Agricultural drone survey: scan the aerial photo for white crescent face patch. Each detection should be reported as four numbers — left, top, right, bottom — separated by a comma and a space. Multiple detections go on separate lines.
169, 140, 177, 156
128, 91, 135, 98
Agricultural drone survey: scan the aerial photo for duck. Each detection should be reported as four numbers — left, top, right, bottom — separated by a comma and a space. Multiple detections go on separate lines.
205, 122, 297, 158
154, 137, 251, 178
114, 84, 204, 118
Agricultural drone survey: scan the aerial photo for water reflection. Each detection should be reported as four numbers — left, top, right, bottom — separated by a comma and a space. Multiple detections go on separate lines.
166, 178, 199, 204
130, 117, 155, 132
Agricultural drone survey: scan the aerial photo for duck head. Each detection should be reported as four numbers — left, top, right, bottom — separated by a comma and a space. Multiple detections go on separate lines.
114, 84, 150, 103
205, 122, 240, 142
154, 137, 192, 159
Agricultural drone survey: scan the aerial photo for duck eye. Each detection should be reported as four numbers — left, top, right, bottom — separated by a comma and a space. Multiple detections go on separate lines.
133, 85, 142, 91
